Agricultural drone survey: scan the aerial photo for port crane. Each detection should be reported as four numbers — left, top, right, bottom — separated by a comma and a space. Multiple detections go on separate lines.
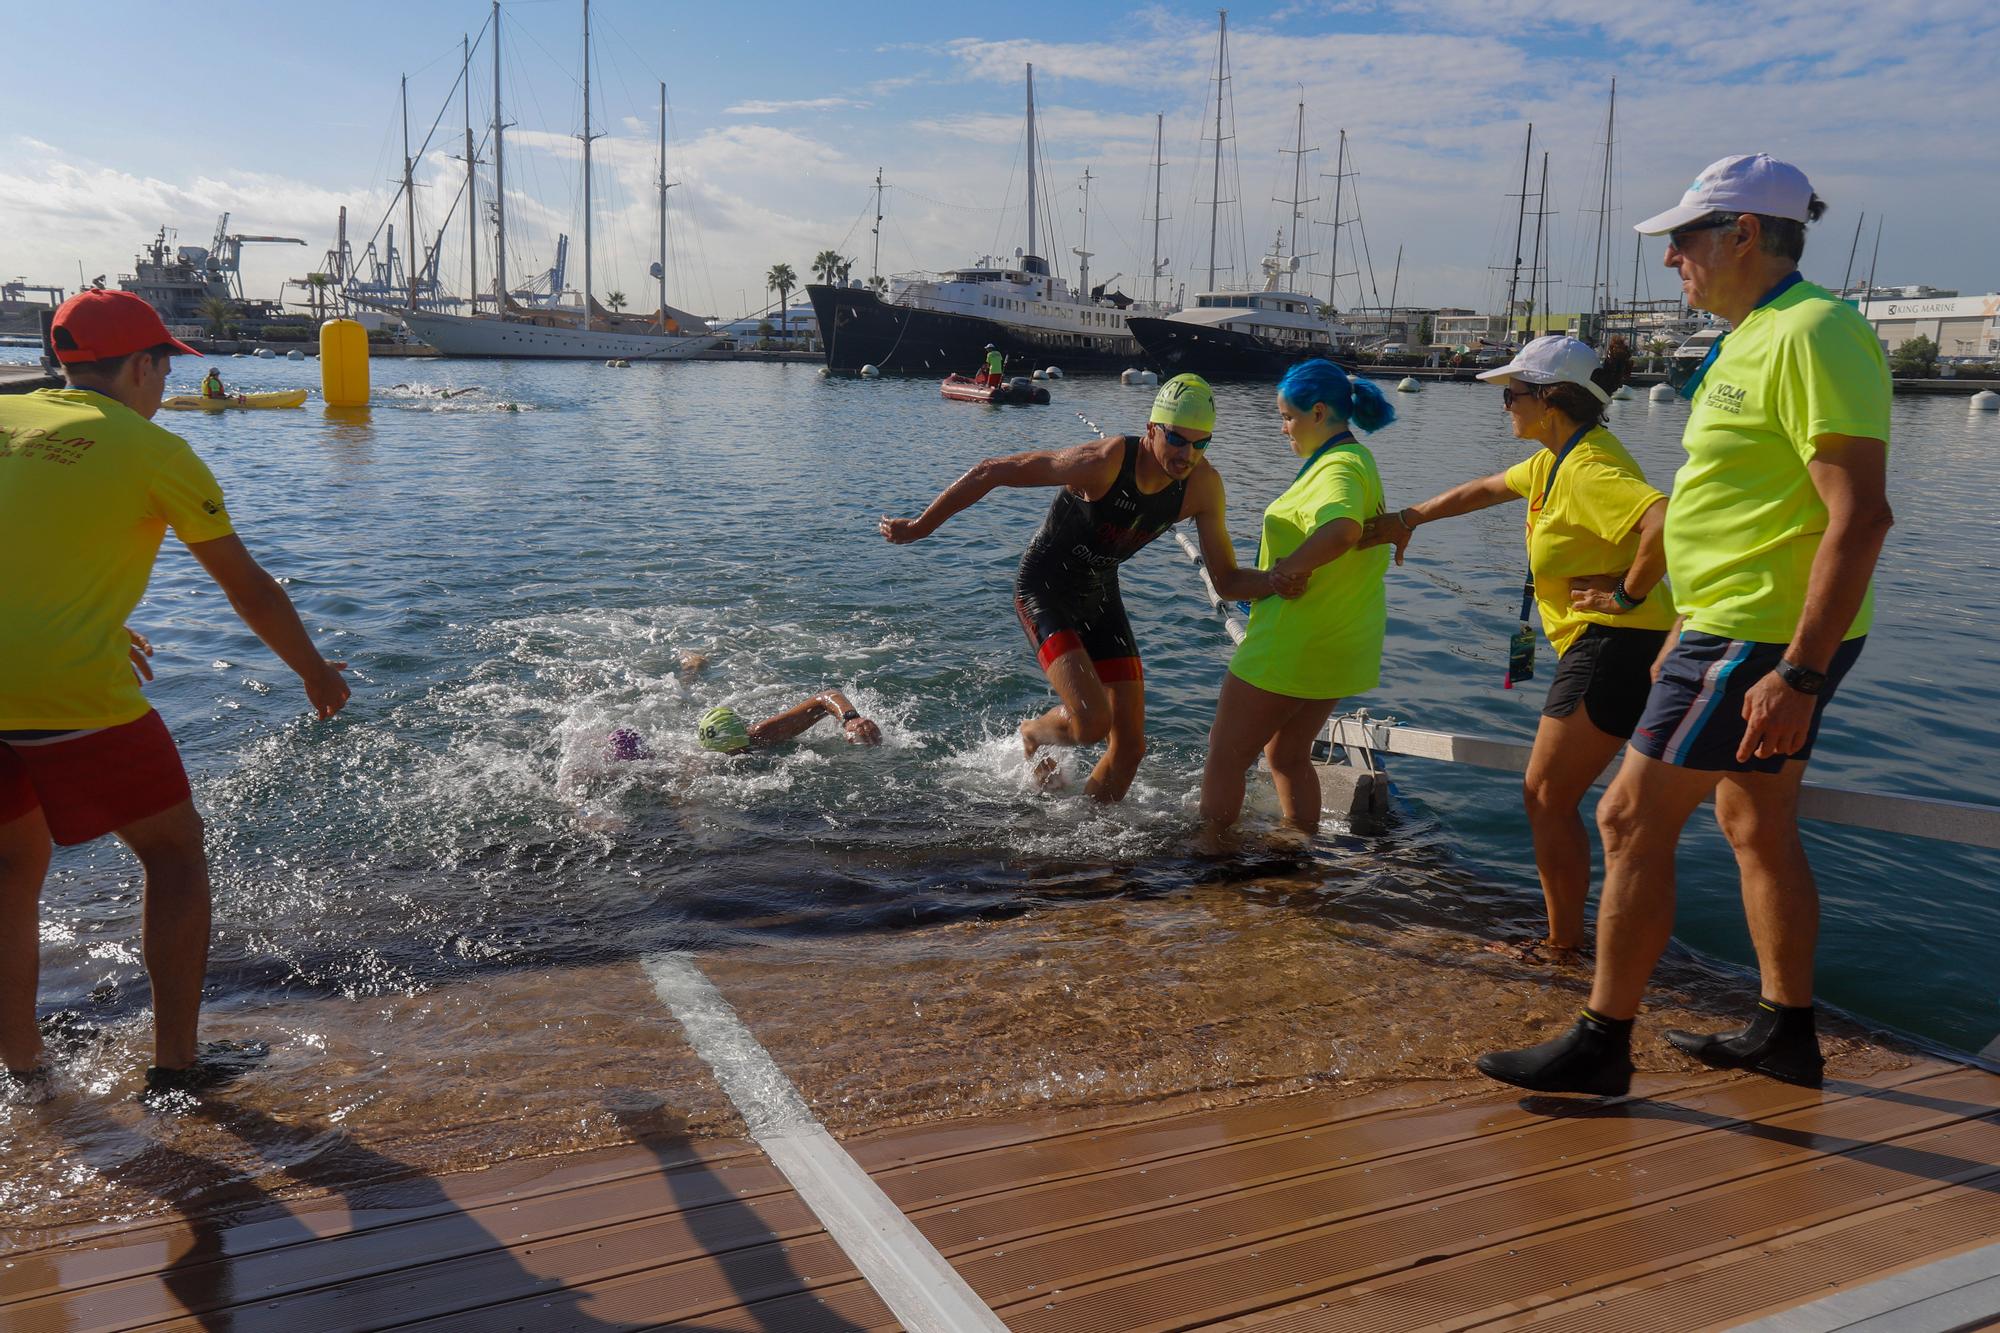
3, 280, 66, 305
205, 213, 307, 299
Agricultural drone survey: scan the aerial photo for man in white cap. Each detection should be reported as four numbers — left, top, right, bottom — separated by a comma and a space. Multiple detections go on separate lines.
1478, 154, 1894, 1096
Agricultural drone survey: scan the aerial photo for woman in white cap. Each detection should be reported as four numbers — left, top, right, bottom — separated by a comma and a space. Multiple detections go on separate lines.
1364, 335, 1676, 964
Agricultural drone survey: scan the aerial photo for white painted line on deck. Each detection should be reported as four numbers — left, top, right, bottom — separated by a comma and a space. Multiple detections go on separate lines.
643, 952, 1010, 1333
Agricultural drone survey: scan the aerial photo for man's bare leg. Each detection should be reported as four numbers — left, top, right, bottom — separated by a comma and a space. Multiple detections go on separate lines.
1083, 680, 1147, 803
1020, 650, 1111, 787
116, 799, 210, 1071
0, 808, 54, 1074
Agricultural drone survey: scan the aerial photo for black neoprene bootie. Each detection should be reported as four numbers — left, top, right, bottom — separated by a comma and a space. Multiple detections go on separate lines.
1476, 1009, 1634, 1097
1665, 1001, 1823, 1088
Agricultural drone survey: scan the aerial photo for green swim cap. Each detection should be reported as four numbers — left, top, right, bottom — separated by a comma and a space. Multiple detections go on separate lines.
696, 705, 751, 754
1149, 372, 1216, 434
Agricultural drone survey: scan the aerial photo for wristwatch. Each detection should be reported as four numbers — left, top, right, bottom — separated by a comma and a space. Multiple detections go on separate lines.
1773, 658, 1826, 695
840, 709, 861, 722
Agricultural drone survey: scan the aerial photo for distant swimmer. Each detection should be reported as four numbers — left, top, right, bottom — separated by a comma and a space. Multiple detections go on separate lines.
879, 374, 1300, 802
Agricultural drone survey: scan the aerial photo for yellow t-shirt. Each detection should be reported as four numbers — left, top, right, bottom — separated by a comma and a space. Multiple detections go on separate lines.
1229, 439, 1389, 699
1666, 279, 1891, 644
0, 388, 235, 728
1502, 426, 1678, 656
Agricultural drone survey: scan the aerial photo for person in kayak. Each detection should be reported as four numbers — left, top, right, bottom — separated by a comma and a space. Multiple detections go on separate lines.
879, 373, 1301, 801
200, 368, 227, 400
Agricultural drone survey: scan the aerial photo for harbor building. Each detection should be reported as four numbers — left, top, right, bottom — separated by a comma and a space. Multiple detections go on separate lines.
1849, 291, 2000, 360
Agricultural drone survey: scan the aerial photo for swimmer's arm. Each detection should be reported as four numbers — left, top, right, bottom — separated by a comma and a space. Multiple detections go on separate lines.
750, 691, 881, 746
879, 439, 1118, 543
1185, 469, 1301, 600
1359, 472, 1515, 566
185, 534, 350, 720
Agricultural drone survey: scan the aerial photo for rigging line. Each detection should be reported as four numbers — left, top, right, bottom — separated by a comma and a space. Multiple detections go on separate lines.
891, 184, 1018, 214
988, 124, 1026, 259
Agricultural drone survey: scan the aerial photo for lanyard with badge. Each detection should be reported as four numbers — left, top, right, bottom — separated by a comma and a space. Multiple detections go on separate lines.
1504, 422, 1592, 689
1677, 271, 1803, 401
1237, 431, 1355, 613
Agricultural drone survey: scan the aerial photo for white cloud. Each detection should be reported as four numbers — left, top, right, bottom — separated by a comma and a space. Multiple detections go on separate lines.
724, 97, 868, 115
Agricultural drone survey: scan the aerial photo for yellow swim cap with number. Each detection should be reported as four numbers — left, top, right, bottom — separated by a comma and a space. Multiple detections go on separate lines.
1149, 373, 1216, 434
696, 705, 751, 754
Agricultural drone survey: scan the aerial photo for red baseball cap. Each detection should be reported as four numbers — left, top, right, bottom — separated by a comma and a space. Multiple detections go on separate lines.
50, 290, 202, 364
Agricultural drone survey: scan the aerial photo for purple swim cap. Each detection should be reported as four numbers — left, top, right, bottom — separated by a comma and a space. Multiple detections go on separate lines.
607, 727, 651, 761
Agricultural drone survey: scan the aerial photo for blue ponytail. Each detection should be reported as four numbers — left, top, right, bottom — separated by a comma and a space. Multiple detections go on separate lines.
1276, 358, 1396, 433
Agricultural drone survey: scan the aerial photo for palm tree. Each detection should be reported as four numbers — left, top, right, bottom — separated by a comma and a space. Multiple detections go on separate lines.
834, 257, 854, 285
197, 295, 237, 339
866, 274, 888, 296
605, 290, 627, 314
305, 272, 331, 324
810, 249, 843, 285
766, 262, 797, 341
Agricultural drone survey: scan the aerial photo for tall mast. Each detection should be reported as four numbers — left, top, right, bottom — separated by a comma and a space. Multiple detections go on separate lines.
668, 80, 684, 316
1627, 231, 1642, 341
1024, 64, 1037, 267
1325, 128, 1347, 311
401, 74, 417, 312
1841, 211, 1866, 294
462, 34, 478, 313
491, 0, 506, 312
1208, 10, 1228, 291
1072, 166, 1094, 296
1504, 123, 1531, 341
580, 0, 597, 323
1278, 89, 1315, 291
1861, 218, 1883, 319
1527, 152, 1549, 336
870, 167, 884, 287
1148, 114, 1167, 306
1591, 79, 1616, 333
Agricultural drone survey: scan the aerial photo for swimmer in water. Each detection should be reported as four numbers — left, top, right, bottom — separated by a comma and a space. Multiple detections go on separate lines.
606, 688, 882, 762
879, 373, 1300, 801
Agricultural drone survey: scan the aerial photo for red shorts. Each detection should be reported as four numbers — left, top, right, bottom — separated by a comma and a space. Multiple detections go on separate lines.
0, 711, 192, 846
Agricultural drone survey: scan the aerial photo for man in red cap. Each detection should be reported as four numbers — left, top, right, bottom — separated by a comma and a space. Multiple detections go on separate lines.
1, 290, 350, 1103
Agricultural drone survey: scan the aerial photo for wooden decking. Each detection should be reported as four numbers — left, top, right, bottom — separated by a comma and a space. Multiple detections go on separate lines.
8, 1053, 1998, 1331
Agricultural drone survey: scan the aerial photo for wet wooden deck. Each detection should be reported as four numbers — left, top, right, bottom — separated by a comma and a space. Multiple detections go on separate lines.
8, 1055, 1998, 1331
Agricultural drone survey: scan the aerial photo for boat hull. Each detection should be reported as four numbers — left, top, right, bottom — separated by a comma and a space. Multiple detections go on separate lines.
399, 310, 718, 360
162, 389, 308, 411
1125, 317, 1354, 381
809, 284, 1141, 377
940, 374, 1050, 405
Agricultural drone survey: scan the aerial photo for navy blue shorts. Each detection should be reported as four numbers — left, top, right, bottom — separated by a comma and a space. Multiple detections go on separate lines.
1630, 631, 1864, 773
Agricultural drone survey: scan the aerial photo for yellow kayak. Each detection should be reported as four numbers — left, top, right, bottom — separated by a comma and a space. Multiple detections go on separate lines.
163, 389, 309, 411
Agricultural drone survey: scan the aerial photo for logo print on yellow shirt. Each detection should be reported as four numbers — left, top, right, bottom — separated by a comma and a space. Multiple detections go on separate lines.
1703, 382, 1748, 415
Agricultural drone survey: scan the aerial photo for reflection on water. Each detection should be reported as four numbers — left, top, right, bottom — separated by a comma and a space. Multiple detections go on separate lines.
2, 354, 1992, 1242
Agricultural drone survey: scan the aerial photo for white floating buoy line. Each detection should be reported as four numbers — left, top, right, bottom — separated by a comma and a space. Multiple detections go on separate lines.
1971, 390, 2000, 412
859, 364, 882, 379
1120, 368, 1158, 386
1396, 377, 1421, 393
1649, 383, 1676, 402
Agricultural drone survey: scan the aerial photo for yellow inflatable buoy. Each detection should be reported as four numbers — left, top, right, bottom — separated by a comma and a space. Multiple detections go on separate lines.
320, 318, 370, 407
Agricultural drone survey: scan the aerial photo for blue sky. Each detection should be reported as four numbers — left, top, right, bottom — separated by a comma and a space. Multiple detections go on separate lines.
5, 0, 1995, 320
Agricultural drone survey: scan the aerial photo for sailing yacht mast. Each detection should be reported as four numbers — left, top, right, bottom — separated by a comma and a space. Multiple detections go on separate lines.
580, 0, 598, 324
1325, 128, 1347, 312
1025, 64, 1039, 294
1277, 90, 1315, 293
491, 0, 506, 313
1504, 124, 1532, 342
1591, 79, 1617, 334
870, 168, 884, 288
401, 75, 417, 312
1526, 152, 1549, 336
1148, 114, 1168, 306
462, 35, 478, 313
1207, 10, 1228, 291
668, 80, 684, 316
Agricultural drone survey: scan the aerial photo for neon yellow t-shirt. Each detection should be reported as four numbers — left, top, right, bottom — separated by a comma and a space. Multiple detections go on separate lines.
1502, 426, 1678, 656
1666, 279, 1890, 644
0, 389, 235, 728
1229, 439, 1389, 699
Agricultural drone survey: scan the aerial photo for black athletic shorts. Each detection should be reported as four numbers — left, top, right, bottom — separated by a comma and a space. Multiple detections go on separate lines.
1012, 560, 1142, 684
1542, 623, 1671, 739
1631, 631, 1865, 773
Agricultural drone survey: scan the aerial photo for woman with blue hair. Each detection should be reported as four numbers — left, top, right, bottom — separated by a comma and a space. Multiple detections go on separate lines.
1200, 359, 1395, 834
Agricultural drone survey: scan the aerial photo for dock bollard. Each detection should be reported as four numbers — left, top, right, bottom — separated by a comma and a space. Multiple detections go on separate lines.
319, 319, 370, 407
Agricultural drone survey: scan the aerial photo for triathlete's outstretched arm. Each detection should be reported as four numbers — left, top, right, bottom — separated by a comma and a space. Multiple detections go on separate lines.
750, 690, 882, 747
878, 438, 1121, 544
1358, 472, 1517, 566
1183, 467, 1304, 601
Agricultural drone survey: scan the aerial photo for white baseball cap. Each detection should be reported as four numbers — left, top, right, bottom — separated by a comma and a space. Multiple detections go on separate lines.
1475, 335, 1610, 403
1634, 153, 1815, 235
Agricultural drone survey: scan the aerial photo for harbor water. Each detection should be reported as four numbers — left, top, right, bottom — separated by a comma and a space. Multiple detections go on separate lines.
3, 349, 1996, 1239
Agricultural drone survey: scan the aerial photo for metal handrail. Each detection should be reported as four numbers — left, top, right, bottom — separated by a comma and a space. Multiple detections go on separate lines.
1326, 712, 2000, 851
